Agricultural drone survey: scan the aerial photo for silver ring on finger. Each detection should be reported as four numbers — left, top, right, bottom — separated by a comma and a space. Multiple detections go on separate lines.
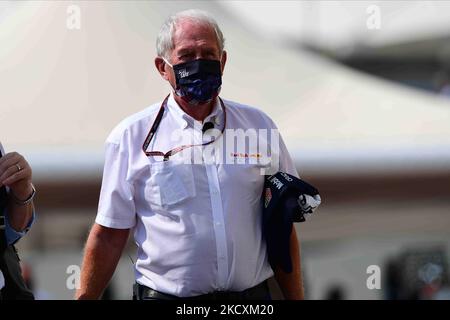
15, 163, 22, 172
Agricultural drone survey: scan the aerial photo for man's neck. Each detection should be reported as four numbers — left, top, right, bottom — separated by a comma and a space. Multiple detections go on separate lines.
173, 94, 215, 122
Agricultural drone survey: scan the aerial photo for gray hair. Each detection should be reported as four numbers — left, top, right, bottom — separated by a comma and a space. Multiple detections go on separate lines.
156, 9, 225, 61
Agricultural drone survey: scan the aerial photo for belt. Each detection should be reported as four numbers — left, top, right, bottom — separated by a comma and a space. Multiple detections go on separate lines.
134, 280, 270, 300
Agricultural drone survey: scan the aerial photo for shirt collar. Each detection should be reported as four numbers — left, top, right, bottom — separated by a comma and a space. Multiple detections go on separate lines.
167, 92, 224, 130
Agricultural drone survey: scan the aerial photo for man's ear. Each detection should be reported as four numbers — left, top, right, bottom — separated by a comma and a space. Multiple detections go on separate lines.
155, 57, 170, 81
220, 50, 227, 75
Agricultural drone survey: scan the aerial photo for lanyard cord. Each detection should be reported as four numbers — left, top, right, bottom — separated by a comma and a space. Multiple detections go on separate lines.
142, 95, 227, 161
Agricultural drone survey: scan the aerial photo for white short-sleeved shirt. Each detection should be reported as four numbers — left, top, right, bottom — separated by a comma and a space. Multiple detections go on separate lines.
95, 93, 298, 297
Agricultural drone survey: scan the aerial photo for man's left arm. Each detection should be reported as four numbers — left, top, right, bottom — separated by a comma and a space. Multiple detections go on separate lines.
273, 226, 304, 300
266, 116, 305, 299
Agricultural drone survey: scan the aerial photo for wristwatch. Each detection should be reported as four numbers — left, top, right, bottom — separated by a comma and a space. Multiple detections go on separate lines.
10, 184, 36, 206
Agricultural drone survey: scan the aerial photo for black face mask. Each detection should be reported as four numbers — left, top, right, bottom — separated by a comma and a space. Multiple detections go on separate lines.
164, 58, 222, 105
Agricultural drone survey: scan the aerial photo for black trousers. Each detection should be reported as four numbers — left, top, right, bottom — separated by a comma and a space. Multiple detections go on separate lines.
133, 280, 271, 300
0, 245, 34, 300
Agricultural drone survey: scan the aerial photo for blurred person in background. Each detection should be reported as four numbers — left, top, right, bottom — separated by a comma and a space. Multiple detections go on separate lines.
21, 261, 52, 300
76, 9, 304, 300
324, 284, 346, 300
0, 143, 36, 300
434, 70, 450, 97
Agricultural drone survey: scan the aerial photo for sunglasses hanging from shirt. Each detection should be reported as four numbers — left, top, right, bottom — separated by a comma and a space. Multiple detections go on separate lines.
142, 95, 227, 161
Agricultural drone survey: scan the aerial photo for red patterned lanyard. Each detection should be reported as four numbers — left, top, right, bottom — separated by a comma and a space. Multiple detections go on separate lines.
142, 95, 227, 161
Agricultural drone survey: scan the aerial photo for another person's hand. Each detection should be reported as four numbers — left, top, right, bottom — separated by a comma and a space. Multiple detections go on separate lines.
0, 152, 34, 200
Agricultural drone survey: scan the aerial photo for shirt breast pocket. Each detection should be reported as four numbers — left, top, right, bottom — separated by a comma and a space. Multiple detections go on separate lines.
145, 161, 196, 207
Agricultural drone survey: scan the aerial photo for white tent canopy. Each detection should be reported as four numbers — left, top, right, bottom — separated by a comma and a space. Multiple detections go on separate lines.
225, 1, 450, 53
1, 1, 449, 180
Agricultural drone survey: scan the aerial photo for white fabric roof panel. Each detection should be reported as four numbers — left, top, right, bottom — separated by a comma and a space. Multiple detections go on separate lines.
1, 1, 449, 179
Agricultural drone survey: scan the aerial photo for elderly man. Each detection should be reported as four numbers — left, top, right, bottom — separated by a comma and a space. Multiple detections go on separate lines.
77, 9, 303, 300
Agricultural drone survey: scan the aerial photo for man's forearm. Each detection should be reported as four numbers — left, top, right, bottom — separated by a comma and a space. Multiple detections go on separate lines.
76, 224, 129, 300
7, 201, 34, 232
273, 226, 304, 300
7, 183, 34, 232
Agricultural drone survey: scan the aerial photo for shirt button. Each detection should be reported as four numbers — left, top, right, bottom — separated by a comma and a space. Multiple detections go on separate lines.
215, 222, 221, 227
